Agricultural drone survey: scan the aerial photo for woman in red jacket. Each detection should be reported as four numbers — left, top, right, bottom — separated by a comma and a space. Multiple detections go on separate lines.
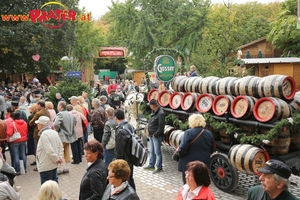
176, 161, 215, 200
7, 111, 28, 175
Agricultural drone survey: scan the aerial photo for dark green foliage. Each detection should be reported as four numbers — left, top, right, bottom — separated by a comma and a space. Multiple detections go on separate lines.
46, 78, 91, 108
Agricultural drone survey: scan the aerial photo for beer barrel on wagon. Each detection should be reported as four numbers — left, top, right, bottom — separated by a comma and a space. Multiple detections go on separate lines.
262, 127, 291, 155
215, 77, 238, 96
228, 144, 269, 175
147, 89, 159, 101
253, 97, 292, 123
181, 92, 199, 112
219, 129, 231, 144
171, 76, 188, 92
212, 95, 234, 116
199, 76, 220, 94
170, 92, 184, 109
196, 93, 216, 113
290, 129, 300, 150
184, 77, 202, 93
164, 125, 176, 145
289, 91, 300, 111
257, 75, 296, 100
230, 96, 257, 119
169, 130, 185, 148
158, 90, 172, 107
234, 76, 261, 97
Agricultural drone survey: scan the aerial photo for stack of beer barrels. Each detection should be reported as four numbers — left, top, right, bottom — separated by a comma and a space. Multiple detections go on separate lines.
156, 74, 300, 155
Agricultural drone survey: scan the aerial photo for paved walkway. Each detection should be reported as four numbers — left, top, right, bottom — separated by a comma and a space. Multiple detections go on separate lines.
11, 143, 300, 200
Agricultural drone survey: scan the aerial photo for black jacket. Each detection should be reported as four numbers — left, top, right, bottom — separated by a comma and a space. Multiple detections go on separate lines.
79, 158, 107, 200
147, 106, 165, 137
114, 121, 134, 165
101, 184, 140, 200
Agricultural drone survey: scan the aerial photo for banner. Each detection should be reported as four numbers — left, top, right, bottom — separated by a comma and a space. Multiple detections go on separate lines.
298, 0, 300, 29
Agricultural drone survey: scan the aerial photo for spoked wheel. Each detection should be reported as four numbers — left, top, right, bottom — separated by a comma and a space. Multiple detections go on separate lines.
210, 152, 239, 192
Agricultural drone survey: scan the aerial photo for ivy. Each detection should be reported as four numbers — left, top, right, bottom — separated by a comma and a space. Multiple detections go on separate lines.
203, 113, 240, 135
139, 101, 151, 120
165, 113, 189, 130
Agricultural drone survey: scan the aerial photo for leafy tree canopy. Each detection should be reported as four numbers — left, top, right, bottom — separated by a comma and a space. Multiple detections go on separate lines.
268, 0, 300, 56
0, 0, 78, 74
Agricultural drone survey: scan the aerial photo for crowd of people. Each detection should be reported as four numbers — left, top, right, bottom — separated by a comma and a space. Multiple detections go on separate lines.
0, 75, 298, 200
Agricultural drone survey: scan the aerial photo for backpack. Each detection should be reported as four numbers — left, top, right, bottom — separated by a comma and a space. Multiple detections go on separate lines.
123, 126, 148, 167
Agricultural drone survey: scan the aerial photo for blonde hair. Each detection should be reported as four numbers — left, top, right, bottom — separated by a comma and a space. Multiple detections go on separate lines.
77, 96, 85, 104
190, 65, 196, 71
38, 180, 62, 200
108, 159, 131, 182
29, 103, 37, 113
188, 114, 206, 128
45, 101, 54, 109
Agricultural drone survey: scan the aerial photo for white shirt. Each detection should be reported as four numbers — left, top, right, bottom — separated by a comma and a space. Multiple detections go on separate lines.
181, 184, 202, 200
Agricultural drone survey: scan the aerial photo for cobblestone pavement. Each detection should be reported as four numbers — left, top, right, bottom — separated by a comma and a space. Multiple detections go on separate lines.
12, 142, 300, 200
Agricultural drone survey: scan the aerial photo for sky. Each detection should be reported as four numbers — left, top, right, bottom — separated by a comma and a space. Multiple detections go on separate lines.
78, 0, 284, 20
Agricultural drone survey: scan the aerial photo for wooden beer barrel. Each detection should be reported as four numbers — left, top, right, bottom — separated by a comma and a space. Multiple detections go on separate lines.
147, 89, 159, 101
262, 128, 291, 155
184, 77, 201, 93
230, 96, 257, 119
290, 129, 300, 150
228, 144, 269, 175
212, 95, 234, 116
164, 125, 176, 145
191, 77, 203, 93
171, 76, 188, 92
170, 92, 184, 109
169, 130, 185, 148
181, 92, 199, 111
220, 129, 231, 144
257, 75, 296, 100
196, 93, 216, 113
199, 76, 220, 94
174, 130, 185, 148
158, 90, 172, 107
215, 77, 238, 96
253, 97, 292, 123
234, 76, 260, 97
289, 91, 300, 111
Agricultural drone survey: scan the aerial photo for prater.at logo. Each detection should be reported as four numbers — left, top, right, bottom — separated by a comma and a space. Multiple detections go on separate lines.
1, 1, 91, 29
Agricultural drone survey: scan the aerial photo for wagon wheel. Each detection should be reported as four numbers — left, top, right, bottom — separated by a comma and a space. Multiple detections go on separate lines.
209, 152, 239, 192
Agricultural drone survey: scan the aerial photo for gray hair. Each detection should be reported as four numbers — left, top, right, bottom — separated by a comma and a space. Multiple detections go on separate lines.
274, 173, 289, 190
92, 98, 101, 107
99, 95, 107, 102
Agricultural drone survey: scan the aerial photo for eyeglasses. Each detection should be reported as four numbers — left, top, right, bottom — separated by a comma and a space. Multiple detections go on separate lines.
185, 171, 193, 177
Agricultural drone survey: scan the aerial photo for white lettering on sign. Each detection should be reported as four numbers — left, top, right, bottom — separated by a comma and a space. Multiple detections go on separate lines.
157, 64, 175, 73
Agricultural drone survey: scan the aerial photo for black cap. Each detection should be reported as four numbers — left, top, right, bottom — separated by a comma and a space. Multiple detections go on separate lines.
11, 97, 20, 106
258, 159, 292, 179
33, 90, 40, 95
149, 99, 158, 105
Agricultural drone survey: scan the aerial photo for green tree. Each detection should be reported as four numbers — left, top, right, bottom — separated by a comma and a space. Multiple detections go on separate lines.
107, 0, 211, 69
268, 0, 299, 56
0, 0, 78, 74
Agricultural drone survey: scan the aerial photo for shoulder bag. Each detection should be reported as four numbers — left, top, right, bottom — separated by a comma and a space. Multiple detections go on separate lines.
9, 122, 21, 142
172, 128, 205, 161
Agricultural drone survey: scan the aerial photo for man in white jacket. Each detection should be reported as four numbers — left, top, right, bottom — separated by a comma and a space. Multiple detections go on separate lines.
35, 116, 64, 185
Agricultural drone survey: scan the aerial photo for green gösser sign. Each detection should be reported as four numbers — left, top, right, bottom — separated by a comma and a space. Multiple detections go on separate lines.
154, 55, 176, 82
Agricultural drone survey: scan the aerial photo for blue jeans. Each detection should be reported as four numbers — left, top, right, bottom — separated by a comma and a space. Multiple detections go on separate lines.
71, 138, 82, 164
149, 136, 163, 169
9, 142, 27, 173
104, 148, 115, 168
40, 168, 58, 185
82, 130, 88, 144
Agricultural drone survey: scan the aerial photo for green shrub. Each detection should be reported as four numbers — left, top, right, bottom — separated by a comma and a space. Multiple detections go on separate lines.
46, 78, 92, 109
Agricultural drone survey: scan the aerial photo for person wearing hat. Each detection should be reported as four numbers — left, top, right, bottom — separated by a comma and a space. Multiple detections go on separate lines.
246, 159, 298, 200
144, 99, 165, 173
5, 93, 12, 109
108, 90, 124, 109
68, 96, 82, 114
11, 97, 27, 122
35, 116, 63, 184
